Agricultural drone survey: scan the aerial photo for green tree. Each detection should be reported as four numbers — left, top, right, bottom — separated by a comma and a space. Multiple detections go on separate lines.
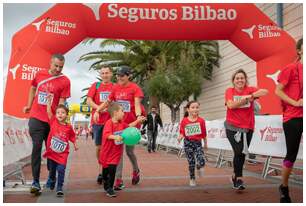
79, 39, 220, 121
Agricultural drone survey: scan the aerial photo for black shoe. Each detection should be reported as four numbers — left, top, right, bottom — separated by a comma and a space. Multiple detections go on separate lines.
97, 173, 103, 185
231, 176, 245, 190
30, 181, 41, 195
279, 184, 292, 203
106, 188, 116, 197
56, 190, 64, 197
236, 179, 246, 190
148, 150, 151, 153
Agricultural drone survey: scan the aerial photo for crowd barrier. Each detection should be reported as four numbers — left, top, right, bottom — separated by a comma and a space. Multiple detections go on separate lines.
3, 114, 303, 181
154, 115, 303, 179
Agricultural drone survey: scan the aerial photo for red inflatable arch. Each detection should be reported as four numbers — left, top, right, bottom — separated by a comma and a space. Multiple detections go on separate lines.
4, 3, 297, 118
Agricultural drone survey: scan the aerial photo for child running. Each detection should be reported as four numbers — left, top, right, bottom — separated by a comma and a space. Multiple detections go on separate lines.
177, 101, 208, 186
43, 95, 78, 197
100, 102, 145, 197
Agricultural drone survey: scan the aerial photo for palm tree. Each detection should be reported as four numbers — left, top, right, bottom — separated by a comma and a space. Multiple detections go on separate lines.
78, 39, 220, 117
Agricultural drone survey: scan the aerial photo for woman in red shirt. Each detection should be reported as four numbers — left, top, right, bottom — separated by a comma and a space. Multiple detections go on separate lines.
225, 69, 268, 190
275, 38, 303, 203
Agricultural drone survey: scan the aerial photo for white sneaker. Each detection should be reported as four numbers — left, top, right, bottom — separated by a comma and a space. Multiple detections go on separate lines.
189, 179, 196, 187
197, 168, 204, 177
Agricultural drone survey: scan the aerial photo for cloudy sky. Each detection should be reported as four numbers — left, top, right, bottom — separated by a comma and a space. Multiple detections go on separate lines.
3, 3, 118, 104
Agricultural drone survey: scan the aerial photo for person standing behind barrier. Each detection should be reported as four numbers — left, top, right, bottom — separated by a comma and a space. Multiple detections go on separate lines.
224, 69, 268, 190
94, 66, 146, 190
43, 95, 78, 197
22, 54, 71, 195
275, 38, 303, 203
177, 101, 207, 187
87, 66, 113, 185
142, 105, 163, 153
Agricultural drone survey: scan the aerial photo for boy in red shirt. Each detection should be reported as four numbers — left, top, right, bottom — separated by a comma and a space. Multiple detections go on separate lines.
177, 101, 208, 187
100, 102, 145, 197
43, 95, 78, 197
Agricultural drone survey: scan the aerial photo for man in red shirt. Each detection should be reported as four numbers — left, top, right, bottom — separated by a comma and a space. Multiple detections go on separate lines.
23, 54, 71, 195
275, 38, 303, 203
86, 66, 113, 184
94, 66, 146, 190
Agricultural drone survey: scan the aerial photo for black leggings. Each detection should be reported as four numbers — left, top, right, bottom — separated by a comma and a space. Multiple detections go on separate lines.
283, 117, 303, 168
102, 164, 117, 191
226, 129, 253, 177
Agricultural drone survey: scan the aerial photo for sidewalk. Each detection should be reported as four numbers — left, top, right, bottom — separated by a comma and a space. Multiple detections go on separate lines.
3, 138, 303, 203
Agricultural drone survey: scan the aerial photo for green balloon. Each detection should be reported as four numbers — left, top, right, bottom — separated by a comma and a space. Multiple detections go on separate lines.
122, 127, 141, 145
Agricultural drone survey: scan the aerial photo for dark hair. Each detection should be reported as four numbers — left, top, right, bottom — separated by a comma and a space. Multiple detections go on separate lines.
151, 105, 157, 109
56, 104, 69, 114
184, 101, 200, 117
108, 102, 122, 117
296, 38, 303, 50
231, 69, 248, 86
297, 38, 303, 60
52, 53, 65, 61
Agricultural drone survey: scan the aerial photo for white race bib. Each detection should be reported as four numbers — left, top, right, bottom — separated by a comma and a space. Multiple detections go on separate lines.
114, 131, 123, 145
185, 123, 202, 136
37, 92, 53, 105
233, 95, 250, 108
117, 100, 131, 112
99, 92, 110, 102
50, 136, 68, 153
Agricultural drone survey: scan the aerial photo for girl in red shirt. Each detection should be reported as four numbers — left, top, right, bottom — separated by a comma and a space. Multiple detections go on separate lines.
177, 101, 208, 187
225, 69, 268, 190
43, 95, 78, 197
275, 38, 303, 203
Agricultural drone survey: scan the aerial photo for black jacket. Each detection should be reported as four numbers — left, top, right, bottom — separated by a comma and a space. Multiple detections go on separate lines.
143, 112, 163, 132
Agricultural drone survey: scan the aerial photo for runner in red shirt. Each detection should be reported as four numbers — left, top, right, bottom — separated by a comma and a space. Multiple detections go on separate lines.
86, 66, 113, 184
43, 94, 78, 197
22, 54, 71, 195
94, 66, 146, 190
177, 101, 207, 187
225, 69, 268, 190
275, 38, 303, 203
99, 102, 145, 198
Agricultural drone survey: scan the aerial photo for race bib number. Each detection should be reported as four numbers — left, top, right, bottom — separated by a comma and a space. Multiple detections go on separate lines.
233, 95, 250, 108
99, 92, 110, 102
185, 123, 202, 136
117, 100, 131, 112
38, 92, 53, 105
114, 131, 123, 145
50, 136, 68, 153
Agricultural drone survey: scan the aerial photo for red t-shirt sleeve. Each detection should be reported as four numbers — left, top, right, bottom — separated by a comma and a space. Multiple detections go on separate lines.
201, 119, 207, 139
60, 78, 71, 98
248, 86, 258, 94
225, 88, 233, 105
31, 72, 39, 87
69, 126, 76, 143
48, 116, 57, 125
87, 83, 97, 99
103, 121, 113, 140
278, 65, 292, 87
133, 84, 144, 98
179, 119, 185, 136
